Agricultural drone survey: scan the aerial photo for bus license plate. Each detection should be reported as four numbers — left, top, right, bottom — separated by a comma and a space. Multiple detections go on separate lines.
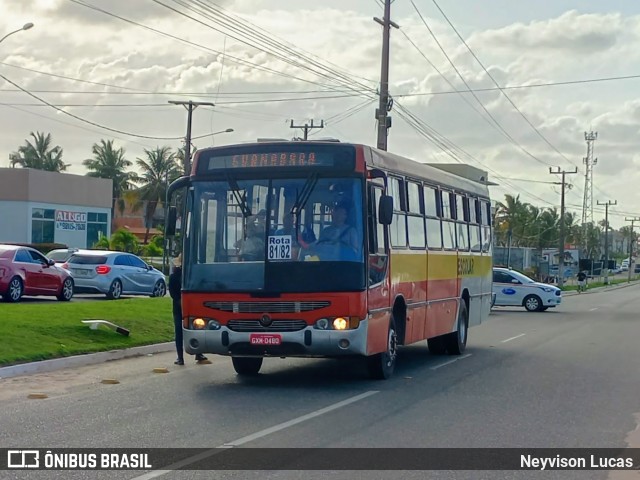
249, 334, 282, 346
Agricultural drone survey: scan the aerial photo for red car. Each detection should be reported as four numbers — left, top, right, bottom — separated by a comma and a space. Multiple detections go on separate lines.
0, 245, 74, 302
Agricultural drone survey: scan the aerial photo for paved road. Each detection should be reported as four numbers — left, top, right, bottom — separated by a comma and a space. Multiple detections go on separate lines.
1, 285, 639, 480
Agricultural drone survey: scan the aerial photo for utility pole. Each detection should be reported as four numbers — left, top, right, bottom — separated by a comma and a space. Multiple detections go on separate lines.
597, 200, 616, 284
289, 119, 324, 140
374, 0, 398, 151
581, 131, 598, 267
625, 217, 640, 283
169, 100, 216, 174
550, 167, 578, 287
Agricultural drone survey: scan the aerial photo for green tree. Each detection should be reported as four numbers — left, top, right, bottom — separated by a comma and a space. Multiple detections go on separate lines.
9, 131, 68, 172
82, 139, 138, 218
135, 146, 182, 244
494, 194, 527, 247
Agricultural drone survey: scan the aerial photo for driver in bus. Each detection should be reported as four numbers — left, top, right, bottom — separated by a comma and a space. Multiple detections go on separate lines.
313, 202, 359, 260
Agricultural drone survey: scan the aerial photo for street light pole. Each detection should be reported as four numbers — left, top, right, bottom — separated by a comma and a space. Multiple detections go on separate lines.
0, 23, 34, 45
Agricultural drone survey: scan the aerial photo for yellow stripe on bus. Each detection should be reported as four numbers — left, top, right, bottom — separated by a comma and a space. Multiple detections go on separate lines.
389, 252, 492, 283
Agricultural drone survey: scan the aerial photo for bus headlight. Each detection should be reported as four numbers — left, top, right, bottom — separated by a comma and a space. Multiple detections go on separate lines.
192, 318, 206, 330
314, 317, 361, 330
333, 317, 348, 330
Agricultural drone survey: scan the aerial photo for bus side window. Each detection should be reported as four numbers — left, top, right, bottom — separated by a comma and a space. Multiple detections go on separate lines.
424, 186, 442, 249
389, 176, 407, 248
368, 185, 388, 285
469, 197, 481, 252
407, 181, 425, 248
456, 194, 469, 252
441, 189, 456, 250
480, 199, 492, 252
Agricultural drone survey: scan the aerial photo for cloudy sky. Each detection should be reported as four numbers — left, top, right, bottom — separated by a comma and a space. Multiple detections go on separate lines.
1, 0, 639, 227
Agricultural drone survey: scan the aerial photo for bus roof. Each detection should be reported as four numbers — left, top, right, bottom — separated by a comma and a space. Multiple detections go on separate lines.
191, 141, 493, 197
364, 145, 493, 197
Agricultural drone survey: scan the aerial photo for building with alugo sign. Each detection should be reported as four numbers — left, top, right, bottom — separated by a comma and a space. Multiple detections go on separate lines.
0, 168, 112, 248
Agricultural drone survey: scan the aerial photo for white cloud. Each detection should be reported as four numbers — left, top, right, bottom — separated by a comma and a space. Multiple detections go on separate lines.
1, 2, 639, 227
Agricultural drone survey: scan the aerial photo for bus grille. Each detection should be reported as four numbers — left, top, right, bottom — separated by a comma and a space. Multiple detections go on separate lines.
204, 301, 330, 313
227, 319, 308, 332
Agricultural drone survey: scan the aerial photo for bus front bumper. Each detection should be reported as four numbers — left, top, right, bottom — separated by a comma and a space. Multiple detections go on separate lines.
183, 320, 369, 358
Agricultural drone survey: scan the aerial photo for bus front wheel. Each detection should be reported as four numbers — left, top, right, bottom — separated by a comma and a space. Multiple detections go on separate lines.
232, 357, 263, 375
367, 318, 398, 380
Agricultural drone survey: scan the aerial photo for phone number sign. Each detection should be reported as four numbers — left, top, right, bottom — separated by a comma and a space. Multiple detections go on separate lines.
55, 210, 87, 231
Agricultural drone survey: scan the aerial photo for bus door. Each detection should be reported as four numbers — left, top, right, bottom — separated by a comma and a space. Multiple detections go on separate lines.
366, 183, 391, 355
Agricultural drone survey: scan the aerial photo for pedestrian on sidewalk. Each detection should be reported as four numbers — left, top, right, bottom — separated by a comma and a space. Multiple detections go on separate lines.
577, 271, 587, 293
168, 254, 207, 365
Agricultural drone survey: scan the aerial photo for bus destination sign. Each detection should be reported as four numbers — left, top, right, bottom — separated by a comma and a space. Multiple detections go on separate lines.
207, 151, 331, 170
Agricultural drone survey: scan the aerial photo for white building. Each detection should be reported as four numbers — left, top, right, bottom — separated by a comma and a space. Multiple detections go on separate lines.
0, 168, 112, 248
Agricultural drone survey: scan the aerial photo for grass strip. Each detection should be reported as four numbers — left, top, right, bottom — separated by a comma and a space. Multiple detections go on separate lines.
0, 297, 174, 366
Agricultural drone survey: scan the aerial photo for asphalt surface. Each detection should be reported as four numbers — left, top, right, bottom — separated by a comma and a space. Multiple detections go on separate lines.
1, 284, 639, 480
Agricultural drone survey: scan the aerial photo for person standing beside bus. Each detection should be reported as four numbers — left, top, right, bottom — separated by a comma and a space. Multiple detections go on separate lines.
169, 255, 207, 365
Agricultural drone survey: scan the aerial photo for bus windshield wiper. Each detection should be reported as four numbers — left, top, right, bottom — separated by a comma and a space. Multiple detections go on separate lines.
226, 175, 252, 218
291, 173, 318, 217
290, 173, 318, 232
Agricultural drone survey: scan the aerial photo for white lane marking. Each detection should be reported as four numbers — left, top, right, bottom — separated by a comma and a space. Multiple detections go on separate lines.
430, 353, 472, 370
589, 307, 599, 311
501, 333, 526, 343
130, 390, 379, 479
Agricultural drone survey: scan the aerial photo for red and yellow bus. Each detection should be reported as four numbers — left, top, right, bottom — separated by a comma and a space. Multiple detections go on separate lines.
166, 141, 493, 379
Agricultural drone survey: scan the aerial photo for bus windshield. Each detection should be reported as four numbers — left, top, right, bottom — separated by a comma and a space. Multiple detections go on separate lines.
184, 176, 365, 293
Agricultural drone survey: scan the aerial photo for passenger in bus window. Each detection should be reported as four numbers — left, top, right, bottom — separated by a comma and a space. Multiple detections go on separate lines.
237, 220, 265, 261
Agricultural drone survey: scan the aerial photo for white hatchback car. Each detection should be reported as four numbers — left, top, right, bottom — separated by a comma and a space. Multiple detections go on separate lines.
492, 267, 562, 312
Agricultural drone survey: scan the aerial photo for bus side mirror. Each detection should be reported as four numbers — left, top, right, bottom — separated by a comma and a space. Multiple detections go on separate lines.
378, 195, 393, 225
166, 206, 177, 237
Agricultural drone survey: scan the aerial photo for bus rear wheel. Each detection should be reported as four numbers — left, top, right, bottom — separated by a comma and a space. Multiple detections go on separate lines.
443, 301, 468, 355
367, 318, 398, 380
231, 357, 263, 375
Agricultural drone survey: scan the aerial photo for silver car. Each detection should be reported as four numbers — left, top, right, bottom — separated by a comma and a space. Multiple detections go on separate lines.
64, 251, 166, 299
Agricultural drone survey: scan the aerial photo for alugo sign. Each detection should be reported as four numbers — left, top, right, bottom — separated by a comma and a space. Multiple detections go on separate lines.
55, 210, 87, 231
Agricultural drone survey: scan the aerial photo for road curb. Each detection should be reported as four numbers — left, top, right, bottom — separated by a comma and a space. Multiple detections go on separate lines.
0, 342, 174, 380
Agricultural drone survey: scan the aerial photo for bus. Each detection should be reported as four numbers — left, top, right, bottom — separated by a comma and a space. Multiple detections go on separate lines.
165, 141, 493, 379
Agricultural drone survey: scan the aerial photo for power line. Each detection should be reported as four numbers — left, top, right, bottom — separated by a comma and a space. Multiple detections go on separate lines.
151, 0, 375, 99
428, 0, 611, 203
410, 1, 556, 169
431, 0, 578, 169
0, 102, 156, 150
65, 0, 349, 91
0, 73, 184, 140
395, 73, 640, 97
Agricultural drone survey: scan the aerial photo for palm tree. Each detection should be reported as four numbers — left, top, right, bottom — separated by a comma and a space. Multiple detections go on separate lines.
82, 139, 139, 218
9, 131, 68, 172
135, 146, 182, 244
494, 194, 526, 247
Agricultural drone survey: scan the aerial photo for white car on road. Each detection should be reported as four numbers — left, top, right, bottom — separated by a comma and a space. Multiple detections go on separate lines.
492, 267, 562, 312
